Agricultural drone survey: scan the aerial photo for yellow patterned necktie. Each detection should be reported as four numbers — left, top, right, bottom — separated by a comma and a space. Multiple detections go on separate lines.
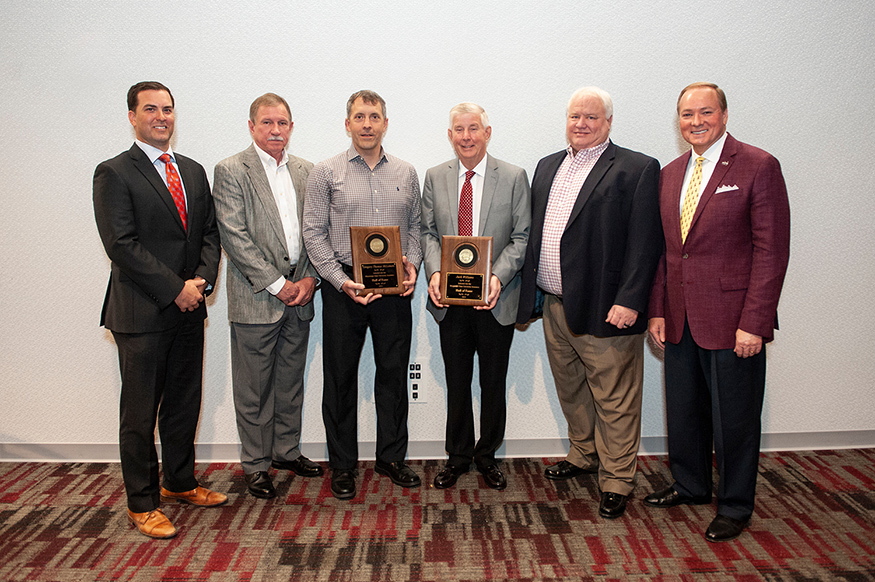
680, 156, 704, 243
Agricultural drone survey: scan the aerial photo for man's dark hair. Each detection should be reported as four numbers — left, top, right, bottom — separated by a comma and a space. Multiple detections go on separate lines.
127, 81, 174, 111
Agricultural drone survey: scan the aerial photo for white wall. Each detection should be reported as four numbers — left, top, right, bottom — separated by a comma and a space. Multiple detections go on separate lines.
2, 0, 873, 461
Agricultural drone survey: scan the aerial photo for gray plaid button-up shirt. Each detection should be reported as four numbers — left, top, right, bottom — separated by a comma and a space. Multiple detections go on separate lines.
303, 146, 422, 291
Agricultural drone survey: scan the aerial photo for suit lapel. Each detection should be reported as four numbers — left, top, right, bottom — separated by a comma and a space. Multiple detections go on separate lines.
687, 134, 737, 239
664, 151, 691, 246
128, 145, 186, 233
444, 158, 461, 235
566, 141, 615, 230
288, 155, 308, 227
242, 145, 287, 252
478, 155, 499, 234
531, 151, 565, 253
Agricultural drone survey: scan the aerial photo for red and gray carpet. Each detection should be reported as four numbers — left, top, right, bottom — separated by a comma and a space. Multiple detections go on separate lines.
1, 450, 873, 581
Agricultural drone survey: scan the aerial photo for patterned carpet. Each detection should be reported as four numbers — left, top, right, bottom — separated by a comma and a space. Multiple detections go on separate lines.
1, 450, 873, 581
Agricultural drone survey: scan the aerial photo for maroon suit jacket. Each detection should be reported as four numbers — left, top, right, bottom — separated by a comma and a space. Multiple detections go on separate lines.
648, 134, 790, 350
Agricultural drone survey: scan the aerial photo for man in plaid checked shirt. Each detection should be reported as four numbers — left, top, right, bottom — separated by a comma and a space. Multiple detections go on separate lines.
303, 90, 422, 501
516, 87, 662, 519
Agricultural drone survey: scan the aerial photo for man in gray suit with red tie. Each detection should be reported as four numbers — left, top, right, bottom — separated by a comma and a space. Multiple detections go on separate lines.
645, 82, 791, 542
213, 93, 323, 500
94, 81, 225, 540
421, 102, 530, 490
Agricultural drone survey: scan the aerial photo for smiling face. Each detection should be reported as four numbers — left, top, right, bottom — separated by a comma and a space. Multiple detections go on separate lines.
128, 89, 174, 151
449, 112, 491, 170
345, 97, 387, 156
678, 86, 728, 154
566, 94, 612, 153
249, 104, 293, 162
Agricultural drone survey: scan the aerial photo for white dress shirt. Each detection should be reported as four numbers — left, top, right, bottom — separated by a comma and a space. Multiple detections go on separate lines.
679, 132, 728, 212
252, 143, 300, 295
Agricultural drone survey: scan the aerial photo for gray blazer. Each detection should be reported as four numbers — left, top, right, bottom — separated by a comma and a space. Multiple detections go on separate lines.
421, 154, 531, 326
213, 144, 316, 324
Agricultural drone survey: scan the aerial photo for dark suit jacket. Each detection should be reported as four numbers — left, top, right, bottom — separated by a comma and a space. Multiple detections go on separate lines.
648, 134, 790, 350
93, 144, 221, 333
516, 141, 662, 336
421, 154, 531, 326
213, 144, 316, 325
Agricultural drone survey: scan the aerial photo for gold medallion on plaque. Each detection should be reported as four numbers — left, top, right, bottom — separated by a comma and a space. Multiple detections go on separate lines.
439, 235, 493, 306
350, 226, 405, 295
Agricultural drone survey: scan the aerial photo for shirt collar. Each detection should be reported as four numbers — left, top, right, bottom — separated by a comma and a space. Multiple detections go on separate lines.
691, 132, 728, 164
566, 138, 610, 161
253, 141, 288, 169
136, 140, 174, 164
459, 154, 488, 178
347, 144, 387, 165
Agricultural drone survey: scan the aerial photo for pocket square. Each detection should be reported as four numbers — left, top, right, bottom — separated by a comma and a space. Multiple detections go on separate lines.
715, 184, 739, 193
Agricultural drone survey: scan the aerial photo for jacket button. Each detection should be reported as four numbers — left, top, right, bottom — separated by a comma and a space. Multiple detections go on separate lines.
682, 253, 689, 259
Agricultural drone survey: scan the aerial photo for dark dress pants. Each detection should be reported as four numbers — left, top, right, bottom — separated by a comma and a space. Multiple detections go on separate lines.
438, 306, 514, 468
112, 318, 203, 513
321, 284, 412, 470
664, 320, 766, 521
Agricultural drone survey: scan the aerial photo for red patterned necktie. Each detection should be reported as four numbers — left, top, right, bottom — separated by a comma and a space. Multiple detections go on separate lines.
159, 153, 187, 230
458, 170, 475, 236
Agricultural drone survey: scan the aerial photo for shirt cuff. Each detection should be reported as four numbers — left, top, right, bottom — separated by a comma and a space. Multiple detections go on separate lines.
266, 276, 286, 296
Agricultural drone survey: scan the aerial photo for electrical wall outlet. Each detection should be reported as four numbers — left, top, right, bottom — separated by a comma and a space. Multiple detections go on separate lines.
408, 362, 425, 403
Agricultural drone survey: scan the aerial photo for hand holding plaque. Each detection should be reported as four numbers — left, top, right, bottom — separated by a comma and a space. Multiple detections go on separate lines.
439, 235, 493, 306
350, 226, 405, 296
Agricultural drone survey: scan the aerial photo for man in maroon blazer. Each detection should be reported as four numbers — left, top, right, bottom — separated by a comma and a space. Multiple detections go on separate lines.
645, 82, 790, 542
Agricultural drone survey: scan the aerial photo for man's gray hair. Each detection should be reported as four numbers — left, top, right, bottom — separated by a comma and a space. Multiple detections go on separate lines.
448, 102, 490, 130
567, 86, 613, 119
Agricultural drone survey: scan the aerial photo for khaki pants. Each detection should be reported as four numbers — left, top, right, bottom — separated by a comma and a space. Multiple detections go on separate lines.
543, 294, 644, 495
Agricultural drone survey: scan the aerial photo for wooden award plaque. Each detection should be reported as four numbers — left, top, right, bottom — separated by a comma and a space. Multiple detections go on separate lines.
350, 225, 405, 296
439, 235, 493, 306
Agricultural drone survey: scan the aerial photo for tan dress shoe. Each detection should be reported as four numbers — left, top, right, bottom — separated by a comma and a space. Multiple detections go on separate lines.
159, 485, 228, 507
127, 508, 177, 539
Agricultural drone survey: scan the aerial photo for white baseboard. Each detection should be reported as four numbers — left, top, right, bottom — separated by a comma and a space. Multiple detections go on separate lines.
2, 431, 873, 463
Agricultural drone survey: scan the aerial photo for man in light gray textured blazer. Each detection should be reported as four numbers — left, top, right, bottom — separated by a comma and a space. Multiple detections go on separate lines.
421, 102, 530, 491
213, 93, 323, 500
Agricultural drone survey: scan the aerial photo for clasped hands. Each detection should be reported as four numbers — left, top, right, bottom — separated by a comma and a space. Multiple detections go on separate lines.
174, 277, 208, 312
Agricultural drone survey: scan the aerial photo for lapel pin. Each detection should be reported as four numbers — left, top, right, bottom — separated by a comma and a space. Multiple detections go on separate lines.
721, 161, 729, 165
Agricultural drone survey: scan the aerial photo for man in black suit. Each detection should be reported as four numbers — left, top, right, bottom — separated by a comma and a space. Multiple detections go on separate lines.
93, 81, 225, 539
516, 87, 662, 519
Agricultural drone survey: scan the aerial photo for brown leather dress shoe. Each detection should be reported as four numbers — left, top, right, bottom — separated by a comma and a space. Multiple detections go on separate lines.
160, 485, 228, 507
127, 508, 177, 539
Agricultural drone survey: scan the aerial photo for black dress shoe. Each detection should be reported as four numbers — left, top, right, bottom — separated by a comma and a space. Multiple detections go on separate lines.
476, 463, 507, 490
433, 463, 469, 489
705, 514, 748, 542
330, 469, 357, 500
272, 455, 324, 477
544, 460, 594, 481
644, 486, 711, 508
598, 492, 628, 519
375, 460, 421, 488
244, 471, 276, 499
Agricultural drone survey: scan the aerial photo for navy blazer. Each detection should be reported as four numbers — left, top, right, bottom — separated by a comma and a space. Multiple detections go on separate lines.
516, 141, 662, 336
